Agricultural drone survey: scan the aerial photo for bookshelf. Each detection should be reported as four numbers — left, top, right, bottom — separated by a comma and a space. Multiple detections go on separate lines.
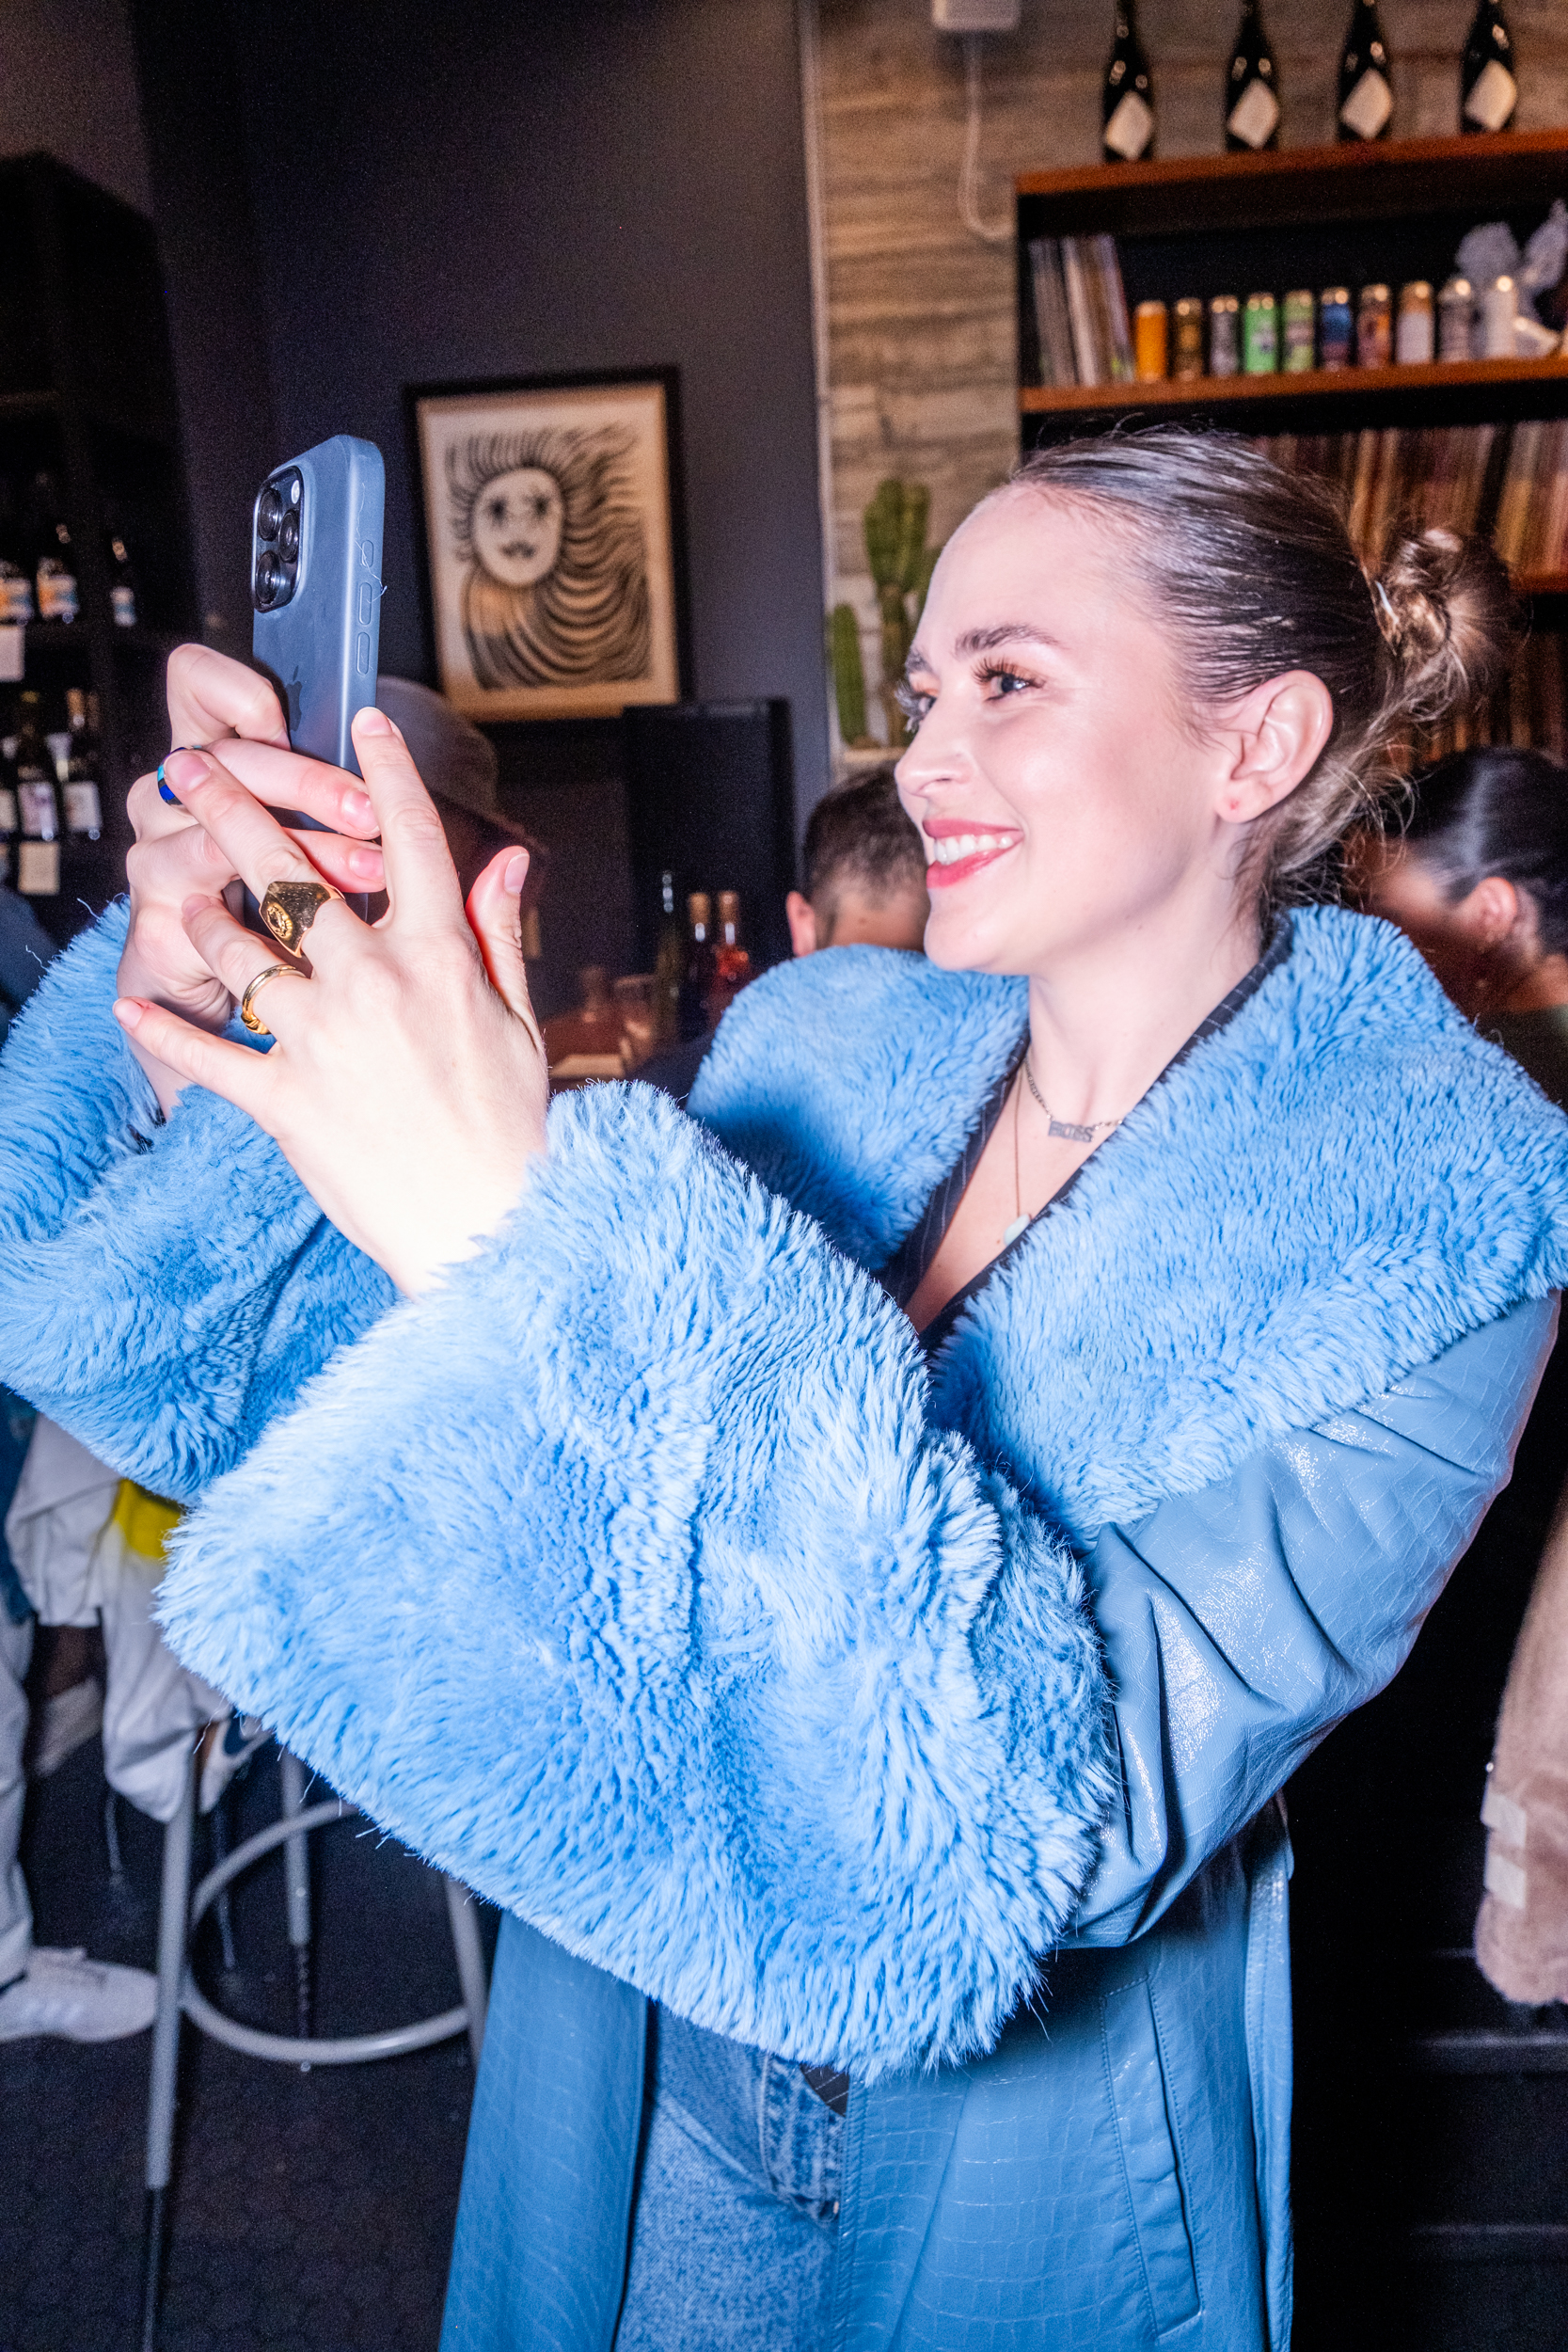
1016, 130, 1568, 762
0, 152, 198, 943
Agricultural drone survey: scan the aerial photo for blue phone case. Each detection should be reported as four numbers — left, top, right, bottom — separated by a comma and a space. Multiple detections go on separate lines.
251, 435, 384, 776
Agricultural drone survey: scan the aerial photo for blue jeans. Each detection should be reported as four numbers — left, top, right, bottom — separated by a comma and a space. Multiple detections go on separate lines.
615, 2008, 844, 2351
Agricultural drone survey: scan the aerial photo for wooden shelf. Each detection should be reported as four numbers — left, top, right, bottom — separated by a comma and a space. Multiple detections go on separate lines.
1021, 356, 1568, 420
1016, 128, 1568, 240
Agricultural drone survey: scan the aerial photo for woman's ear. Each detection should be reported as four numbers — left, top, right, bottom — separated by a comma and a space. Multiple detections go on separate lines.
1215, 672, 1336, 828
1452, 872, 1522, 950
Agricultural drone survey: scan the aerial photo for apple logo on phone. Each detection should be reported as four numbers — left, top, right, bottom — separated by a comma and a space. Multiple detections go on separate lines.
285, 665, 304, 735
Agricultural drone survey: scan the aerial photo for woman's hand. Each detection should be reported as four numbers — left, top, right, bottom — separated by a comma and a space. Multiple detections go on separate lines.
112, 705, 548, 1298
120, 645, 386, 1112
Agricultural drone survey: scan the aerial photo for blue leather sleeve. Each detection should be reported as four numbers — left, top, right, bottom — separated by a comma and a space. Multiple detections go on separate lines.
1069, 1293, 1558, 1945
0, 906, 392, 1500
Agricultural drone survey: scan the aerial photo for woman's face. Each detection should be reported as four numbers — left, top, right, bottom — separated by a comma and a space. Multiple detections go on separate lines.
1356, 836, 1528, 1015
470, 467, 563, 588
895, 492, 1248, 977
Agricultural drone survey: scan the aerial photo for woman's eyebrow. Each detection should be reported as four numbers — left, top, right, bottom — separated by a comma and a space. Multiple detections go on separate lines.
907, 622, 1059, 672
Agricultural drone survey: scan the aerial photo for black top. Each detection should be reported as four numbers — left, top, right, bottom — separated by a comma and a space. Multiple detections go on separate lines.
884, 916, 1293, 1359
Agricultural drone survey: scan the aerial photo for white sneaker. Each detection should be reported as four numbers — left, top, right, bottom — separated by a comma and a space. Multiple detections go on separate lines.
0, 1946, 158, 2042
199, 1710, 270, 1813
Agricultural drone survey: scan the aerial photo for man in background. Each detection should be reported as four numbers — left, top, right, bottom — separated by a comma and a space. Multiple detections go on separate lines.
641, 765, 928, 1104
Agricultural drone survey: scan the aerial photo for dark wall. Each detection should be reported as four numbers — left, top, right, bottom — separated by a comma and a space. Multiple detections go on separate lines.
133, 0, 827, 1015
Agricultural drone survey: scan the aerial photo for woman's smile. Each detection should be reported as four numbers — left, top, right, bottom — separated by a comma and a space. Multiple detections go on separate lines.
921, 816, 1022, 888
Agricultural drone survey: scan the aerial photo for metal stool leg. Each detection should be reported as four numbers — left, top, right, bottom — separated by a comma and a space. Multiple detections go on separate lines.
104, 1783, 124, 1883
278, 1750, 311, 2037
140, 1740, 197, 2352
208, 1783, 238, 1976
443, 1877, 488, 2068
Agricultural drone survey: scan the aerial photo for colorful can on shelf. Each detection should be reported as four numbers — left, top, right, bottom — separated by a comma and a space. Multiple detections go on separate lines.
1282, 289, 1316, 373
1356, 283, 1392, 369
1438, 275, 1474, 362
1319, 286, 1354, 370
1243, 291, 1278, 374
1134, 299, 1169, 381
1208, 294, 1241, 377
1480, 273, 1517, 358
1395, 280, 1434, 365
1172, 296, 1205, 379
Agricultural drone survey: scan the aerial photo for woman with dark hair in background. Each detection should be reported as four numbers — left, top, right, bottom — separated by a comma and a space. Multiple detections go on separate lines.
1362, 748, 1568, 2016
0, 430, 1566, 2350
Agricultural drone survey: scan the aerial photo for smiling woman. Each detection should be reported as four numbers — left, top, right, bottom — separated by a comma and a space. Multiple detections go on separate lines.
0, 429, 1564, 2352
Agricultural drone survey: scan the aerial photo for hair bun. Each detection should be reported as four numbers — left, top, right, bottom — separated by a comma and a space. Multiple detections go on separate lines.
1374, 525, 1517, 725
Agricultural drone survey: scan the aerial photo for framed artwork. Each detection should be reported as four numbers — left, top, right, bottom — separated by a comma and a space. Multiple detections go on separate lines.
407, 368, 689, 722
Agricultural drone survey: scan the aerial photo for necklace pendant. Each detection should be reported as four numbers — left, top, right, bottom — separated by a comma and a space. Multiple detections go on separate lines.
1047, 1116, 1098, 1144
1001, 1213, 1030, 1247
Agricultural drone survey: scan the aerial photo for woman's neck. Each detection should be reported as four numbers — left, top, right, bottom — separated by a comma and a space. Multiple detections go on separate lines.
1023, 899, 1263, 1127
1497, 953, 1568, 1015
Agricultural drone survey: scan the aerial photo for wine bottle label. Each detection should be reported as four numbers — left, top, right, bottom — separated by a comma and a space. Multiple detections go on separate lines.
0, 574, 34, 625
111, 583, 137, 627
1103, 90, 1155, 160
1338, 69, 1392, 139
18, 782, 57, 838
17, 838, 58, 895
1227, 79, 1280, 150
1464, 59, 1517, 131
37, 568, 79, 623
0, 788, 17, 833
64, 782, 102, 834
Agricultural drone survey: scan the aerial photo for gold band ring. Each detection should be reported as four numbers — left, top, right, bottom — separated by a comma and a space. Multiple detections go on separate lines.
239, 962, 307, 1037
259, 879, 342, 955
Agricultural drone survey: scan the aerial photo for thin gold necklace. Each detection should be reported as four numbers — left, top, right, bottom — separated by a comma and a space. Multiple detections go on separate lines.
1023, 1050, 1127, 1143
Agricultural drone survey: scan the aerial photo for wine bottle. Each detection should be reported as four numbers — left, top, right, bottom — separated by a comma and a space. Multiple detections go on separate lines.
0, 481, 35, 627
710, 889, 752, 1022
107, 527, 138, 628
62, 689, 103, 842
1225, 1, 1281, 152
1102, 1, 1155, 165
14, 691, 60, 900
0, 727, 19, 885
30, 473, 79, 624
678, 891, 716, 1041
1462, 1, 1517, 135
652, 869, 684, 1043
1338, 0, 1394, 141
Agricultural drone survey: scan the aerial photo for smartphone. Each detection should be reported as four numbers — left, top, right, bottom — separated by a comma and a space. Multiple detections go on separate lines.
249, 435, 385, 920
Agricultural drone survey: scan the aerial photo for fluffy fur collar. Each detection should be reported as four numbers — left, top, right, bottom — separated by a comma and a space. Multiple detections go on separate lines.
692, 909, 1568, 1545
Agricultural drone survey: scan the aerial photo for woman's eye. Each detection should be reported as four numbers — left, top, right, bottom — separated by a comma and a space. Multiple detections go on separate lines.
979, 664, 1032, 698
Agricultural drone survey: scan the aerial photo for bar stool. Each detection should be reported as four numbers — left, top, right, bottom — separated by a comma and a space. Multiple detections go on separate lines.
138, 1733, 489, 2352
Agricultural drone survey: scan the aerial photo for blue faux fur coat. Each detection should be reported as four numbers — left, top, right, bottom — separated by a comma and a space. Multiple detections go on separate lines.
1, 902, 1566, 2351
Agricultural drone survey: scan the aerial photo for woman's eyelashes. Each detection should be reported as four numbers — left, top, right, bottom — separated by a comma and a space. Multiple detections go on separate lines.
895, 676, 932, 728
895, 660, 1042, 730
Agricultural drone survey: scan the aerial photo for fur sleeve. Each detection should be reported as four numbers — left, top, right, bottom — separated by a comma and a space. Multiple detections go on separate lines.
0, 906, 393, 1502
157, 1081, 1113, 2077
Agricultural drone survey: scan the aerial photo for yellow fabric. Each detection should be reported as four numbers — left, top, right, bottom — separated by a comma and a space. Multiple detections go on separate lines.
108, 1479, 182, 1565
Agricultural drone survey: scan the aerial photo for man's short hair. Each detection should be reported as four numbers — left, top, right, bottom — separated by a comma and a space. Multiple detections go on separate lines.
802, 767, 926, 911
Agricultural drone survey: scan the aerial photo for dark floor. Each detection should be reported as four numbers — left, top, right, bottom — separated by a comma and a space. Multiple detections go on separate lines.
0, 1735, 494, 2352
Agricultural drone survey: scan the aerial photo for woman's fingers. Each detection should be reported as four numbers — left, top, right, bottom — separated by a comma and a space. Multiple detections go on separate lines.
181, 893, 314, 1025
156, 748, 364, 966
349, 706, 463, 932
200, 739, 381, 838
166, 644, 289, 753
467, 847, 544, 1050
112, 992, 278, 1118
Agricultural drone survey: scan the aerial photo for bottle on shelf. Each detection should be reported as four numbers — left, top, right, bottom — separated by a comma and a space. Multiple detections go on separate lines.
0, 729, 19, 885
652, 868, 684, 1044
1338, 0, 1394, 142
107, 527, 138, 628
1102, 1, 1155, 165
13, 691, 60, 899
62, 689, 103, 843
1462, 2, 1517, 135
0, 482, 35, 627
1225, 1, 1281, 154
710, 891, 752, 1022
30, 472, 79, 625
678, 891, 716, 1041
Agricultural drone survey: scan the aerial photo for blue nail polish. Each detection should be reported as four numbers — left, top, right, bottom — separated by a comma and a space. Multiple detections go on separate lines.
157, 759, 179, 805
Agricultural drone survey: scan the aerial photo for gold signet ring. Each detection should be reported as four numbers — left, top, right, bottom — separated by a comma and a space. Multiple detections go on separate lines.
259, 879, 341, 954
239, 963, 306, 1037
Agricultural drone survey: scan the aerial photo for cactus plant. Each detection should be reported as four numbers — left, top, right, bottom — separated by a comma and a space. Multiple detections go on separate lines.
828, 602, 874, 749
863, 479, 939, 745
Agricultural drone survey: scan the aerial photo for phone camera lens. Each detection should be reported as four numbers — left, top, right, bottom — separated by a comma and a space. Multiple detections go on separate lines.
257, 485, 284, 541
255, 548, 287, 609
277, 509, 300, 561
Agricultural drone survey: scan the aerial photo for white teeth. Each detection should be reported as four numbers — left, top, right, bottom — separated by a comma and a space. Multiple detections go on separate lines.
928, 831, 1011, 866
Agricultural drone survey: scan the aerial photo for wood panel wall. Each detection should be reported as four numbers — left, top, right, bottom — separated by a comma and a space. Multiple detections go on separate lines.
812, 0, 1568, 752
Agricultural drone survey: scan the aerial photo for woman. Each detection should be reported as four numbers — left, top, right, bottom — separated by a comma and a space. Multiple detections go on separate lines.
1360, 746, 1568, 2012
0, 432, 1565, 2351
